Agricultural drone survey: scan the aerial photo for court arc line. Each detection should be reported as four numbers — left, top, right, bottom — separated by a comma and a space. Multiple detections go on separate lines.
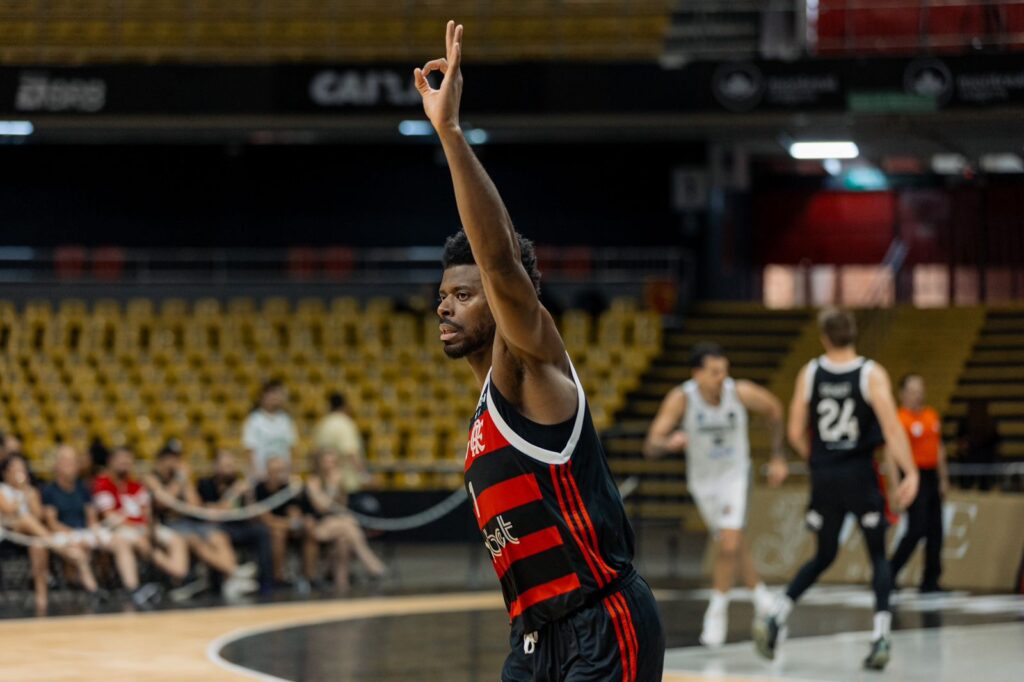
205, 592, 506, 681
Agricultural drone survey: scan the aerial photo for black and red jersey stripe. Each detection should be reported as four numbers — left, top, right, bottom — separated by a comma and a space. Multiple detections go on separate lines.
464, 366, 635, 634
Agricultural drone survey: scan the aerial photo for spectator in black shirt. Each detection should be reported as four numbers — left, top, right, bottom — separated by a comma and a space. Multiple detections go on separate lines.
255, 456, 316, 587
197, 449, 274, 595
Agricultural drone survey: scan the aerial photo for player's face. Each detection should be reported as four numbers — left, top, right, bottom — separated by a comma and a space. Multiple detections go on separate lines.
901, 376, 926, 409
694, 356, 729, 396
437, 265, 496, 360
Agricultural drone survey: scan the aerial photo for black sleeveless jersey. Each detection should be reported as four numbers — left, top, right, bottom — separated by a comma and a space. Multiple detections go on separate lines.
463, 360, 635, 633
807, 356, 885, 471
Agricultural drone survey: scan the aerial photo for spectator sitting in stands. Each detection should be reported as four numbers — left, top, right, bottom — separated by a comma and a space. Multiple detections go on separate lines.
197, 449, 275, 595
956, 399, 1000, 491
42, 445, 151, 606
305, 449, 387, 593
92, 446, 190, 587
255, 456, 315, 589
1, 454, 99, 612
243, 380, 297, 479
313, 392, 368, 494
145, 444, 258, 600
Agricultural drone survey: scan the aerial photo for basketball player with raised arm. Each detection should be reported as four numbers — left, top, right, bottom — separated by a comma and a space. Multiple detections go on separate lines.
643, 342, 789, 647
754, 308, 918, 670
416, 21, 664, 682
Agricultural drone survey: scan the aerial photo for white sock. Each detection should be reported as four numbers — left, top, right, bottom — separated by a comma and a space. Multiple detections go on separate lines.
753, 582, 770, 603
772, 595, 794, 624
872, 611, 892, 640
709, 590, 730, 612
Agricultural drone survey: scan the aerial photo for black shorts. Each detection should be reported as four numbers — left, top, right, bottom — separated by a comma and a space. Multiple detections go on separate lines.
502, 571, 664, 682
808, 464, 888, 531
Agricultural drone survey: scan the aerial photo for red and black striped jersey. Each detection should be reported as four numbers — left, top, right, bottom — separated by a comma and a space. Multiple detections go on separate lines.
464, 359, 635, 633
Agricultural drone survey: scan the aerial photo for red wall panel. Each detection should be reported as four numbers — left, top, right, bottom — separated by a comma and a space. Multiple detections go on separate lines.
753, 190, 896, 265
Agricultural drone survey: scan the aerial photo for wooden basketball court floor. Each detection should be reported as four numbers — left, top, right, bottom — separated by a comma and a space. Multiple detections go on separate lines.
1, 586, 1021, 681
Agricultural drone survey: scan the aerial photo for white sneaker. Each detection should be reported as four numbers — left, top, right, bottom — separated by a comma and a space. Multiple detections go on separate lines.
754, 588, 775, 619
235, 562, 258, 580
700, 601, 728, 648
222, 576, 259, 601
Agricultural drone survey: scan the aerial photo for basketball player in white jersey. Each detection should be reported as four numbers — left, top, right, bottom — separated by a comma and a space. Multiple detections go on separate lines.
644, 342, 789, 647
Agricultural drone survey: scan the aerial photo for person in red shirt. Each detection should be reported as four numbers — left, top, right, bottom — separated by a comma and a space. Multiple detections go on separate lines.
93, 445, 189, 586
890, 374, 949, 593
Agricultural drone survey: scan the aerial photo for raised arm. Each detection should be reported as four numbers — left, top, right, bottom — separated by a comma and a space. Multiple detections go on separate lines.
642, 388, 688, 459
868, 365, 919, 509
415, 22, 565, 366
788, 365, 811, 460
736, 379, 789, 486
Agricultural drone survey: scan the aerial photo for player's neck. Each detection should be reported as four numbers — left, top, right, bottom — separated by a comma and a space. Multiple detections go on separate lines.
466, 345, 494, 388
825, 347, 859, 364
698, 385, 722, 406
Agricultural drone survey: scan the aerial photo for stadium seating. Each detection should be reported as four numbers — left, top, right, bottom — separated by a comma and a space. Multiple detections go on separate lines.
947, 307, 1024, 459
0, 1, 673, 64
0, 296, 661, 489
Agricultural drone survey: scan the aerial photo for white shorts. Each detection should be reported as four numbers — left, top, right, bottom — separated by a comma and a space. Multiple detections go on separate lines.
690, 473, 749, 534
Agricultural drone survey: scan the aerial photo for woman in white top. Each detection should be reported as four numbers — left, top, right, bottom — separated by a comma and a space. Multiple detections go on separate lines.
1, 455, 99, 612
305, 450, 386, 593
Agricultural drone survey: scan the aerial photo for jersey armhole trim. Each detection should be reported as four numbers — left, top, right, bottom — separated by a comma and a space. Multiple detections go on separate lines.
860, 360, 876, 406
804, 360, 818, 404
483, 356, 587, 466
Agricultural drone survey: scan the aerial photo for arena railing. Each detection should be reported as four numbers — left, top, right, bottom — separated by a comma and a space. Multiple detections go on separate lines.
0, 245, 683, 287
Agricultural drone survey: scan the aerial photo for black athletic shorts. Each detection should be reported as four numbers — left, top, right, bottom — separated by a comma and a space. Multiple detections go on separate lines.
807, 463, 889, 531
502, 570, 664, 682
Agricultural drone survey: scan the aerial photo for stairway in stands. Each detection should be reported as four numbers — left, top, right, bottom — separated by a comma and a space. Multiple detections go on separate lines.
604, 302, 813, 527
947, 308, 1024, 461
663, 0, 761, 61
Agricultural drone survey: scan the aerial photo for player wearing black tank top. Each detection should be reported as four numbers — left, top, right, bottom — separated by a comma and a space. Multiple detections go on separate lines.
415, 21, 664, 682
754, 307, 919, 671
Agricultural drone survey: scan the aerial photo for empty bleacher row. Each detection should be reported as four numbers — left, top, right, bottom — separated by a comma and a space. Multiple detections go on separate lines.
0, 296, 661, 489
0, 1, 672, 63
947, 307, 1024, 459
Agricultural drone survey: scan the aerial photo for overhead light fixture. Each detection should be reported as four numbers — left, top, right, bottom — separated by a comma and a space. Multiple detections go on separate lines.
0, 120, 34, 136
398, 120, 433, 137
980, 153, 1023, 174
931, 153, 968, 175
788, 141, 859, 160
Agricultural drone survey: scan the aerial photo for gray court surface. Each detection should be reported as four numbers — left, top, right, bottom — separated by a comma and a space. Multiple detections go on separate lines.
664, 620, 1024, 682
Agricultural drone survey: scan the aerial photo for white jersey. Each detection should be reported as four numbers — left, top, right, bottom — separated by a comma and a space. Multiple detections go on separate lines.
682, 378, 750, 483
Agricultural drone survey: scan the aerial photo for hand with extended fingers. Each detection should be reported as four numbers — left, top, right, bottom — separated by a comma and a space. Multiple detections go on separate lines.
414, 20, 464, 134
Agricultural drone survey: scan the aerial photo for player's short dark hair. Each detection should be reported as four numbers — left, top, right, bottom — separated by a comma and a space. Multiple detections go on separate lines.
328, 391, 346, 411
442, 230, 542, 295
690, 341, 726, 369
818, 307, 857, 348
899, 373, 923, 390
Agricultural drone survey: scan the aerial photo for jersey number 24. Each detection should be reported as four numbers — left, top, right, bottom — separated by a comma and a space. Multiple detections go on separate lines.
817, 398, 860, 443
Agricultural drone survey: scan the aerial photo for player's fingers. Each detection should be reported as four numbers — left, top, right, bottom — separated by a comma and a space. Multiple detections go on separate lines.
449, 25, 463, 74
422, 58, 449, 78
445, 19, 454, 57
413, 68, 430, 95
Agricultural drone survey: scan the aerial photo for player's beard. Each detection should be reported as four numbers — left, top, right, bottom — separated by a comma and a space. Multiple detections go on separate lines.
443, 322, 495, 360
